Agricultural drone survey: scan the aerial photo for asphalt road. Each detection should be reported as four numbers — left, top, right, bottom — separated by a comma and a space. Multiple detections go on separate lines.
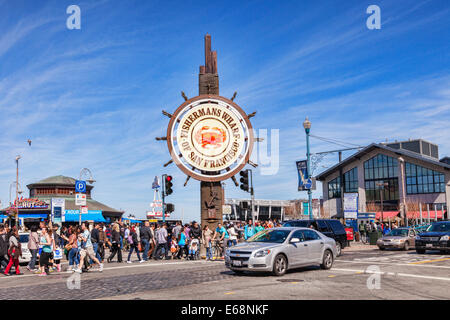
0, 247, 449, 300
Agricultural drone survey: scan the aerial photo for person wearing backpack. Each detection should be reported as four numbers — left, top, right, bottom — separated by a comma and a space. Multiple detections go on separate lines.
127, 226, 143, 263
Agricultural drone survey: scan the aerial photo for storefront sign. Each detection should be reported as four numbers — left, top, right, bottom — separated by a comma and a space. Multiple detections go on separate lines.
15, 198, 48, 209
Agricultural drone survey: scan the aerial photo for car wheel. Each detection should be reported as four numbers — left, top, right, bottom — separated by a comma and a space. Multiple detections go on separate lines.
335, 242, 342, 256
403, 242, 409, 251
320, 250, 334, 270
272, 254, 287, 276
416, 249, 426, 254
378, 246, 385, 250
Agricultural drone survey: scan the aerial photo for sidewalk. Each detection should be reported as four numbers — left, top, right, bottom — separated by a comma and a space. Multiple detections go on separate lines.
345, 242, 378, 251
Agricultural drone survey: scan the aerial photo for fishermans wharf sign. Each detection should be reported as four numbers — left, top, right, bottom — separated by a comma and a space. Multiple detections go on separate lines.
167, 95, 254, 182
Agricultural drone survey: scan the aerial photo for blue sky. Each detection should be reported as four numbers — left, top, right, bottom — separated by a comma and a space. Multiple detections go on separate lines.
0, 0, 449, 222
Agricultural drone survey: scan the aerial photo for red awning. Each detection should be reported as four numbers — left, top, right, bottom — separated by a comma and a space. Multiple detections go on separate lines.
375, 211, 399, 219
406, 210, 445, 219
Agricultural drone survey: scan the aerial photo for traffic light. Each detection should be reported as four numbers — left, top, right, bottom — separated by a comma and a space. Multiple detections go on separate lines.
240, 201, 249, 210
166, 203, 175, 213
165, 175, 173, 196
239, 170, 249, 192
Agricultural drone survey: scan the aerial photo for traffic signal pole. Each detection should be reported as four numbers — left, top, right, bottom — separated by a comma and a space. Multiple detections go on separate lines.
250, 169, 255, 224
162, 174, 166, 223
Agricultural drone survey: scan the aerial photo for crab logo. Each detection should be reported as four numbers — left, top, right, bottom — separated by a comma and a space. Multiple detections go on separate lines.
194, 126, 227, 149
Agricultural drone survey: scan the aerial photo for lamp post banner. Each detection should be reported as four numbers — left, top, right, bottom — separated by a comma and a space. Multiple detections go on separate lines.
296, 160, 311, 191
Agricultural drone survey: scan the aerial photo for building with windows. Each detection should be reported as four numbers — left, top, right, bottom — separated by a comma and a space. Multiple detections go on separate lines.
1, 175, 123, 226
224, 198, 325, 221
224, 199, 291, 222
316, 139, 449, 221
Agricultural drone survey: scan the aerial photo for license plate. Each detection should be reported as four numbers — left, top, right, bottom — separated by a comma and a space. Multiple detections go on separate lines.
232, 260, 242, 267
426, 244, 433, 248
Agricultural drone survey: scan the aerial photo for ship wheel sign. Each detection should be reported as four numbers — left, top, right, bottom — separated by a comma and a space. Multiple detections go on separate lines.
160, 94, 255, 183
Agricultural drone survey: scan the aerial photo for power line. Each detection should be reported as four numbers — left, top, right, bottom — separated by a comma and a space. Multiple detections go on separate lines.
310, 134, 353, 149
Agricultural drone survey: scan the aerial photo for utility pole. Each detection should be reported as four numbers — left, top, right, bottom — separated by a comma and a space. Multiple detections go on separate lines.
339, 151, 344, 219
15, 155, 21, 228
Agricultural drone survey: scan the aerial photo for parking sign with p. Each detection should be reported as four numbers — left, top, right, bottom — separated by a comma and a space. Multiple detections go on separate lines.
75, 180, 86, 193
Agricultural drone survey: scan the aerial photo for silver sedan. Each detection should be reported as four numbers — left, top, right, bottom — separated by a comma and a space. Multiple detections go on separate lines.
225, 227, 337, 276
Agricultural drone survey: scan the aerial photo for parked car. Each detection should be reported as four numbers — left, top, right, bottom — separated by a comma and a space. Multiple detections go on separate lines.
376, 227, 416, 250
225, 227, 337, 276
18, 232, 32, 264
283, 219, 348, 256
414, 224, 432, 233
415, 221, 450, 254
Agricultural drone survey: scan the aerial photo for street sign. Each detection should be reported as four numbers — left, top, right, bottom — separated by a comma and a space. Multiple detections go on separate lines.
81, 206, 88, 214
75, 193, 87, 206
344, 193, 358, 219
357, 212, 375, 219
75, 180, 86, 193
222, 205, 232, 215
152, 176, 160, 189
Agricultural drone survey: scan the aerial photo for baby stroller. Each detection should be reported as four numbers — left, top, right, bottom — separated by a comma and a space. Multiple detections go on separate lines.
188, 239, 200, 260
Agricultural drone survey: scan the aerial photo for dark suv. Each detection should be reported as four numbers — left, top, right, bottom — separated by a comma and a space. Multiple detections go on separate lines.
415, 221, 450, 254
283, 219, 348, 256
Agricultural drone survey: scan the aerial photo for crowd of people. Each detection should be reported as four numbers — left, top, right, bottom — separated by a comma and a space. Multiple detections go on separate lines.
0, 218, 283, 276
358, 220, 399, 243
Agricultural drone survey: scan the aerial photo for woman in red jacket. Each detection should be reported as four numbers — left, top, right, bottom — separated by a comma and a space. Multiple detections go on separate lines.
4, 226, 23, 276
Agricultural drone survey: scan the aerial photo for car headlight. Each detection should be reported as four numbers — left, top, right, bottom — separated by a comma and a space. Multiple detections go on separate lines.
254, 249, 271, 257
440, 235, 449, 241
415, 236, 421, 240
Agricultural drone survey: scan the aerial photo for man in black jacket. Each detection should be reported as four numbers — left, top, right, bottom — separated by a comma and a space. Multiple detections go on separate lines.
189, 221, 202, 240
91, 223, 101, 263
140, 221, 153, 261
0, 225, 9, 272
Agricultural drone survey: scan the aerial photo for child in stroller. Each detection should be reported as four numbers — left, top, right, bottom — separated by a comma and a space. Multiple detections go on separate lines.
188, 238, 200, 260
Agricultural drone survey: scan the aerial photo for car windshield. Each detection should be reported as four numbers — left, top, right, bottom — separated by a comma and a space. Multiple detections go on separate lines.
428, 223, 450, 232
387, 229, 408, 237
283, 221, 309, 227
247, 229, 290, 243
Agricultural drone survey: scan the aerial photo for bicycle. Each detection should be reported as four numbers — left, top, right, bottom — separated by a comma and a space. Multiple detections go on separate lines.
211, 239, 223, 260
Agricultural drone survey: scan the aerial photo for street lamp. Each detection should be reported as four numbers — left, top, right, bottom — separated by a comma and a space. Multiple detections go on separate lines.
303, 117, 312, 219
376, 182, 389, 224
14, 155, 21, 227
